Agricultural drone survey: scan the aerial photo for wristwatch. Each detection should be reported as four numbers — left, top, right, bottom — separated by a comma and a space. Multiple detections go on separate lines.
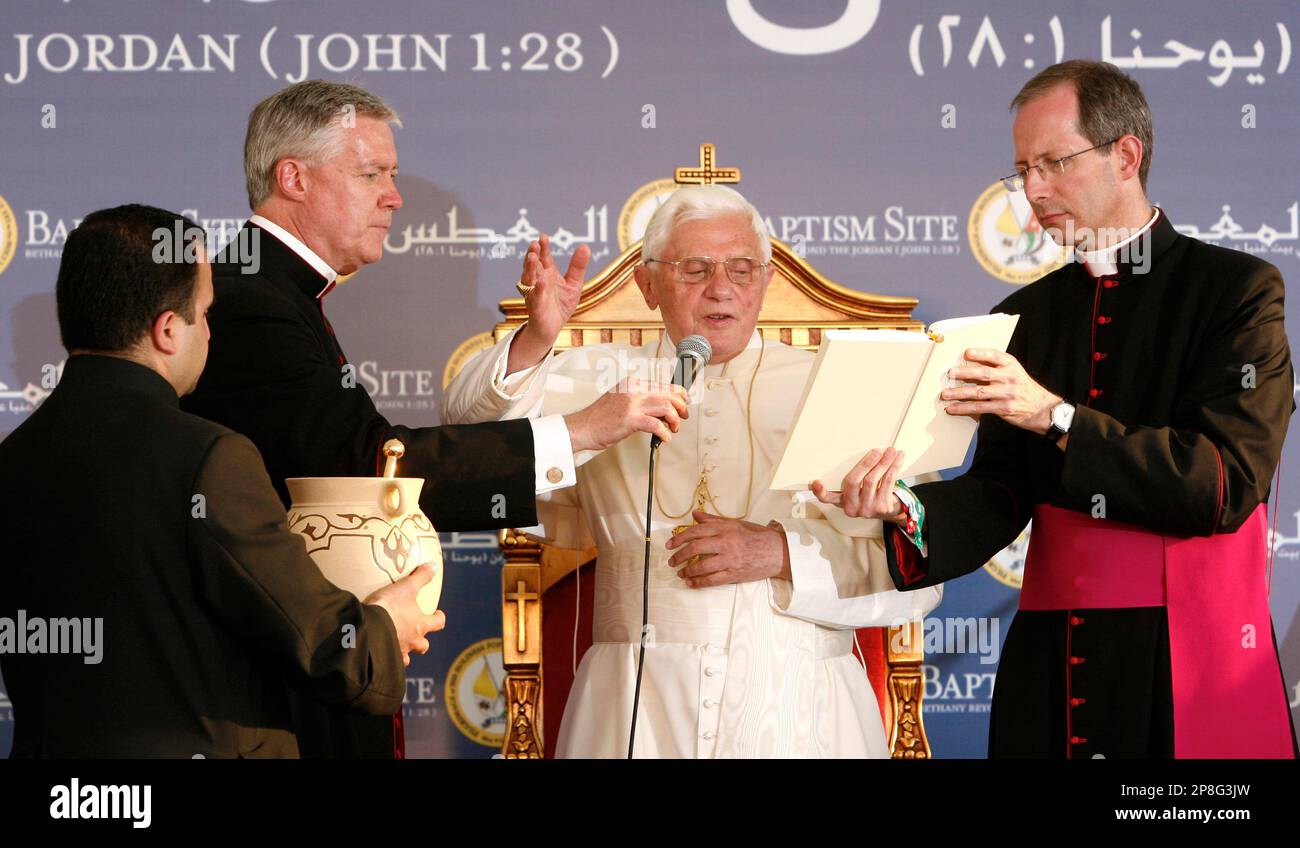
1045, 400, 1075, 444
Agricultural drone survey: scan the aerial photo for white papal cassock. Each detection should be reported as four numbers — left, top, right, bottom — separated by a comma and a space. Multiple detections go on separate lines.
444, 329, 942, 758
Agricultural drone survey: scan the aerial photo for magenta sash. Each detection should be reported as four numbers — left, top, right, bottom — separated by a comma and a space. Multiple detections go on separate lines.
1021, 504, 1294, 759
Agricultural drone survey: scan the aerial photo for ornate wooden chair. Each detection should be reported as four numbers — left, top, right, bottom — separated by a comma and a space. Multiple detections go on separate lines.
442, 146, 933, 759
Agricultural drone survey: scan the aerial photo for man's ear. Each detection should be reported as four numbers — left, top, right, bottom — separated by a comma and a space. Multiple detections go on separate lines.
274, 158, 309, 202
150, 310, 182, 356
1114, 135, 1144, 184
633, 264, 659, 311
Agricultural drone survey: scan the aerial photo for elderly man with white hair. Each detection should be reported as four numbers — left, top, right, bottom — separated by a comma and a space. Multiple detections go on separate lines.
445, 185, 941, 758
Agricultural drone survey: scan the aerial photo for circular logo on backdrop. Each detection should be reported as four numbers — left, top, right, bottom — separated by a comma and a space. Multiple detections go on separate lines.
0, 193, 18, 277
443, 331, 496, 389
968, 182, 1067, 285
444, 637, 508, 748
618, 178, 678, 252
982, 521, 1031, 589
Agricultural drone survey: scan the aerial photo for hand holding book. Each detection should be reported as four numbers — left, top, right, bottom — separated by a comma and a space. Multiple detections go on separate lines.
940, 347, 1063, 436
810, 446, 909, 523
770, 313, 1021, 490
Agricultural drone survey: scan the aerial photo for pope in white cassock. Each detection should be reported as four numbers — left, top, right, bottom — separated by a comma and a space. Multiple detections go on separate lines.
444, 185, 942, 758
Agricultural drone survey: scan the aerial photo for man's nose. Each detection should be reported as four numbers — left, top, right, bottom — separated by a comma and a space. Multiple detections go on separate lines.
1024, 165, 1052, 201
702, 263, 733, 298
383, 176, 403, 210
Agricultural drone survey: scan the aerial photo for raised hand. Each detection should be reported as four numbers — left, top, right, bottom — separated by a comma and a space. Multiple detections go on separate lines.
507, 234, 591, 375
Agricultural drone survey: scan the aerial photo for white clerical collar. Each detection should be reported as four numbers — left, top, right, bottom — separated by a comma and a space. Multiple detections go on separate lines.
1075, 207, 1161, 278
248, 213, 338, 296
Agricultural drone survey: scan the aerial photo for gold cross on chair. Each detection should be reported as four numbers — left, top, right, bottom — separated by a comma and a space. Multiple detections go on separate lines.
505, 579, 539, 652
674, 143, 741, 185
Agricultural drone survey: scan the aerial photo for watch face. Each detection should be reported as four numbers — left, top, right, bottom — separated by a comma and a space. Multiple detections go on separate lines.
1053, 402, 1075, 430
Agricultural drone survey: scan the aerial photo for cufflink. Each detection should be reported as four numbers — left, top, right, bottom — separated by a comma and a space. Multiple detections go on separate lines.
546, 467, 564, 484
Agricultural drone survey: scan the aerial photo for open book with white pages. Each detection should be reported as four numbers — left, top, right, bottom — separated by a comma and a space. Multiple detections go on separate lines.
770, 313, 1020, 490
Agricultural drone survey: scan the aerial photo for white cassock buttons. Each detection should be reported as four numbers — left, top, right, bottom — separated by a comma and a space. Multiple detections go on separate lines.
705, 436, 718, 445
704, 408, 719, 417
702, 731, 716, 740
704, 667, 718, 677
703, 699, 718, 708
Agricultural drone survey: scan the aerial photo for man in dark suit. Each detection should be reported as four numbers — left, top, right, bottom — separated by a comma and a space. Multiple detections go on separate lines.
0, 204, 443, 757
182, 80, 686, 756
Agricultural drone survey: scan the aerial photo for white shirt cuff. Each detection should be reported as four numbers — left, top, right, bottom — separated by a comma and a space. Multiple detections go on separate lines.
767, 525, 827, 618
530, 414, 576, 493
767, 522, 937, 629
493, 325, 553, 398
500, 358, 545, 391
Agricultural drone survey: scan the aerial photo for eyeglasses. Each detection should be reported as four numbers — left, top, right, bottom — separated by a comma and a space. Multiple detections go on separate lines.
1001, 137, 1121, 192
643, 256, 769, 285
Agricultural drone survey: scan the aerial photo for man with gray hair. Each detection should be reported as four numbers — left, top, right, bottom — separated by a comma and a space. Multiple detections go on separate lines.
446, 185, 941, 757
184, 80, 679, 758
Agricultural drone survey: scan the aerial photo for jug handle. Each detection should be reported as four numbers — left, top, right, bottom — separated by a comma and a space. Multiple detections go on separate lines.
382, 481, 404, 517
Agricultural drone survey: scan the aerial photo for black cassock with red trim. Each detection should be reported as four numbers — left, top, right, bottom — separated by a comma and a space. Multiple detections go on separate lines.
886, 211, 1298, 758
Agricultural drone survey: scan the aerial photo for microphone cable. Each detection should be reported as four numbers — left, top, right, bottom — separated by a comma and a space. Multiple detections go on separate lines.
628, 438, 659, 758
627, 334, 710, 758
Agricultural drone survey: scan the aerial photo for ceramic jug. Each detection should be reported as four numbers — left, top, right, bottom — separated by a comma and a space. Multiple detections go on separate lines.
285, 475, 443, 615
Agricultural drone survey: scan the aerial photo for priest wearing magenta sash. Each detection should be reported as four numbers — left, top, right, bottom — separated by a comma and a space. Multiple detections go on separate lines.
815, 60, 1296, 758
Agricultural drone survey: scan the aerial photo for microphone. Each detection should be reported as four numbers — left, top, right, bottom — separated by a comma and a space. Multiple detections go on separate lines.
650, 335, 712, 448
630, 333, 711, 758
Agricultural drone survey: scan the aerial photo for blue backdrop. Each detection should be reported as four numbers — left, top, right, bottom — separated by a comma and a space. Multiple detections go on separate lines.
1, 0, 1296, 758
